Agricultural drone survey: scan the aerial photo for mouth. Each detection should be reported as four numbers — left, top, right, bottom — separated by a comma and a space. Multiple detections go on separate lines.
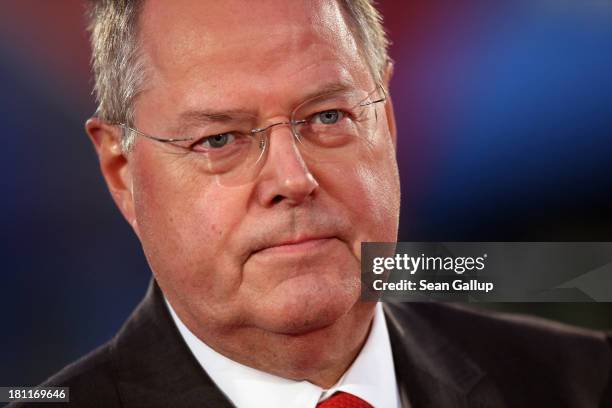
252, 236, 336, 256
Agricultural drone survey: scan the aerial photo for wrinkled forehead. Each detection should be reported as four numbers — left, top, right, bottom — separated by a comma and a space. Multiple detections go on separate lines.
137, 0, 370, 106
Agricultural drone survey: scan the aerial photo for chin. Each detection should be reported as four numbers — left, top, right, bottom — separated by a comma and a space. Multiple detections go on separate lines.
250, 273, 362, 335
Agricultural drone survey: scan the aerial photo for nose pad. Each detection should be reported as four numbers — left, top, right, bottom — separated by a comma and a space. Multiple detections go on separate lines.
257, 124, 317, 204
266, 123, 305, 164
263, 123, 319, 186
251, 120, 317, 187
254, 136, 266, 165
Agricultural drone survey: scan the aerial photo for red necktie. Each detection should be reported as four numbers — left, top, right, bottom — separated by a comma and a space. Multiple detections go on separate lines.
316, 392, 373, 408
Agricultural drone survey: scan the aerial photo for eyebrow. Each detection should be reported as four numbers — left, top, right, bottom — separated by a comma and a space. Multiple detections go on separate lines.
299, 81, 354, 103
171, 81, 355, 133
171, 109, 253, 134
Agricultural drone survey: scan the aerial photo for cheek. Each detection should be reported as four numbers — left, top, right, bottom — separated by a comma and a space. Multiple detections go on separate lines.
129, 149, 250, 296
354, 165, 400, 239
360, 131, 401, 228
318, 137, 400, 254
355, 155, 401, 236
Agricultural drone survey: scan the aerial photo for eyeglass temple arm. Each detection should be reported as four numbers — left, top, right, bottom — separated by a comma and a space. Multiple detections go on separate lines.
114, 123, 193, 143
359, 83, 388, 107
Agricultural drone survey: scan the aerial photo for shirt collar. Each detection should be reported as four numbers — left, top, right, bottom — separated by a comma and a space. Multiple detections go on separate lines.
166, 300, 399, 408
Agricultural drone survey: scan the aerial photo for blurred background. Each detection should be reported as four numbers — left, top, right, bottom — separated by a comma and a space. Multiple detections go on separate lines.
1, 0, 611, 386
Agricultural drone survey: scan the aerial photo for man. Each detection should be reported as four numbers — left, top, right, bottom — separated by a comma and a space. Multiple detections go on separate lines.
12, 0, 611, 407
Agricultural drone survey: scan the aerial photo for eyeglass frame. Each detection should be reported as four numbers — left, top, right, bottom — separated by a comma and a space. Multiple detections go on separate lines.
110, 83, 388, 152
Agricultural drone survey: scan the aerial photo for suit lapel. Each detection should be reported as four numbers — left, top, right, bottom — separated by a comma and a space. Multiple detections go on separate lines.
109, 279, 235, 408
384, 302, 499, 408
109, 280, 501, 408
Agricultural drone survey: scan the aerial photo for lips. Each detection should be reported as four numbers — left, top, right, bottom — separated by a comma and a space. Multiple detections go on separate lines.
241, 210, 351, 262
251, 235, 336, 256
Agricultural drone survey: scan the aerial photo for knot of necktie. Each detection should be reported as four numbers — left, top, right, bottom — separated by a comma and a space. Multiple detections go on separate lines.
316, 391, 373, 408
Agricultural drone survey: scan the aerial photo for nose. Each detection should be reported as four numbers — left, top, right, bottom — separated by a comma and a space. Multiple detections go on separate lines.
255, 123, 319, 207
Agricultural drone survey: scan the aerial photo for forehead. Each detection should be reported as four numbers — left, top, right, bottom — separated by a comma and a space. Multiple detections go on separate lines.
137, 0, 370, 111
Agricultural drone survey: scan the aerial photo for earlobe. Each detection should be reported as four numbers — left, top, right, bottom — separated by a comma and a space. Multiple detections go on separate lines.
85, 118, 139, 235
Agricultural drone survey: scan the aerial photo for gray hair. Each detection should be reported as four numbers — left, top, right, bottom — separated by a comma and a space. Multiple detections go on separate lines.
86, 0, 390, 152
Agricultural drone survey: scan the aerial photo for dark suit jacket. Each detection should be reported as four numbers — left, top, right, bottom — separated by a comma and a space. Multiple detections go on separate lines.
10, 279, 612, 407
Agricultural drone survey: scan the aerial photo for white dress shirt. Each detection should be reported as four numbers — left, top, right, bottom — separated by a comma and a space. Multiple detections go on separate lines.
166, 301, 401, 408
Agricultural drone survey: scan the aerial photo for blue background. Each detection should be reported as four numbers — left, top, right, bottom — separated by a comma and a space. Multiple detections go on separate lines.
1, 0, 611, 386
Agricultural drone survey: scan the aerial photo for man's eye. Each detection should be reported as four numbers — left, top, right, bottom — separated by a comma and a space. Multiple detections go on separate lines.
197, 133, 236, 149
313, 110, 344, 125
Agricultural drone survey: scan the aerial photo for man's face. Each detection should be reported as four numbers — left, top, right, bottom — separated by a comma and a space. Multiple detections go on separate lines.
124, 0, 400, 336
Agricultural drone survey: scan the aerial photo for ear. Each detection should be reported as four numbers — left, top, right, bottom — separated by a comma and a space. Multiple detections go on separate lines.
382, 60, 397, 149
85, 118, 140, 236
